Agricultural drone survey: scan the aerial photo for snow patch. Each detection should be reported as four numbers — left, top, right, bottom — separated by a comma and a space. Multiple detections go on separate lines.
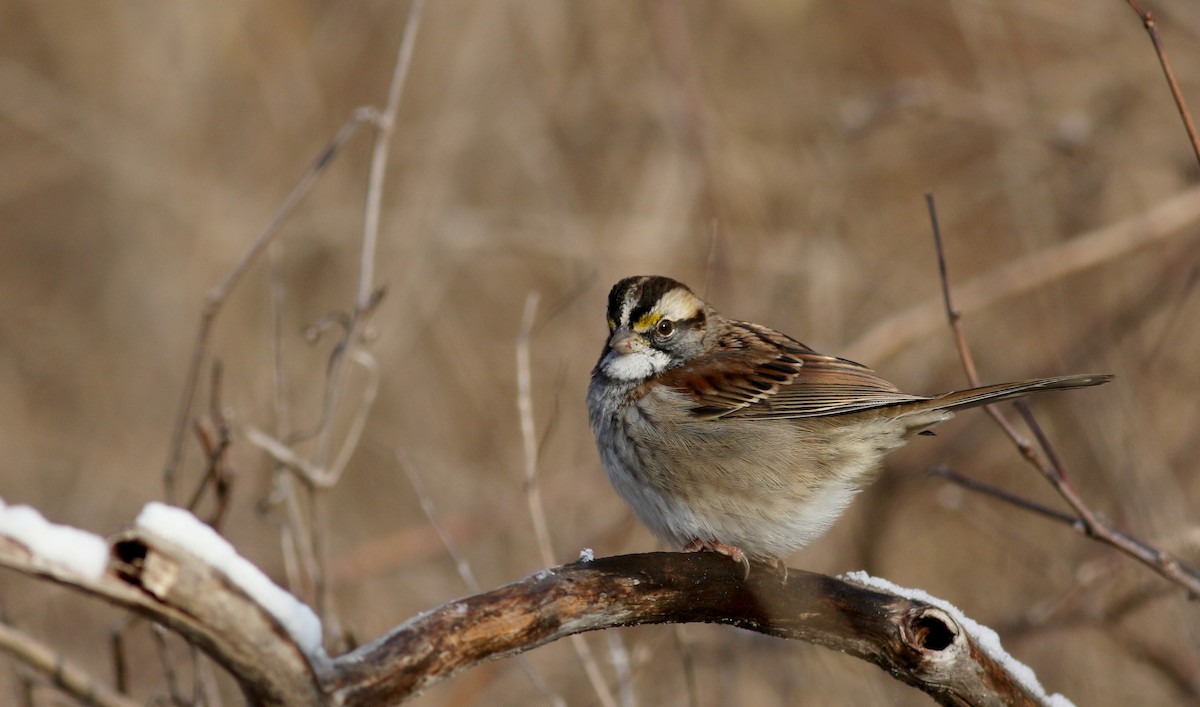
0, 497, 109, 579
842, 571, 1074, 707
136, 502, 324, 659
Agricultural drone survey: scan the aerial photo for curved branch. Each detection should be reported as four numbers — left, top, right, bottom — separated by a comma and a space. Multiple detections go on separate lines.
0, 511, 1065, 707
0, 532, 324, 706
327, 552, 1062, 706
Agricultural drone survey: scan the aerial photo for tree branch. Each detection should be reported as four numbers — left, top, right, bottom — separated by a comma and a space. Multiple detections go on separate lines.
326, 552, 1063, 705
925, 192, 1200, 597
0, 619, 140, 707
0, 507, 1067, 706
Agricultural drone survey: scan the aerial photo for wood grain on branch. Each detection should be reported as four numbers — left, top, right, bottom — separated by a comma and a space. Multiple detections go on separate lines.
0, 533, 325, 706
0, 524, 1063, 706
329, 552, 1054, 706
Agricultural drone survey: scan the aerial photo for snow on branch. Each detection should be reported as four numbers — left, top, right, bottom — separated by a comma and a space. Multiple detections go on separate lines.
0, 500, 1069, 706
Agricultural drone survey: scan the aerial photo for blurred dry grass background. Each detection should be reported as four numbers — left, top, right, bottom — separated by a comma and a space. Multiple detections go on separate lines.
2, 1, 1200, 704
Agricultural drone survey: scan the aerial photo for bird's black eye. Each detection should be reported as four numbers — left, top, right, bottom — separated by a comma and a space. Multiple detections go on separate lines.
655, 319, 675, 337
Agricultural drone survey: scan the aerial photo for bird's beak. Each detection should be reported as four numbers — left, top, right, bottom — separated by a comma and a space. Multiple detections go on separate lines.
608, 326, 646, 355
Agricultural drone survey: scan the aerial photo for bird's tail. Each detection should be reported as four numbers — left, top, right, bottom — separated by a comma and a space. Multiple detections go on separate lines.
896, 373, 1113, 416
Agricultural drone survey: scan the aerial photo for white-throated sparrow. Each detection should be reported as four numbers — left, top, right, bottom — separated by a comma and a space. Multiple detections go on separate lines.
587, 275, 1111, 573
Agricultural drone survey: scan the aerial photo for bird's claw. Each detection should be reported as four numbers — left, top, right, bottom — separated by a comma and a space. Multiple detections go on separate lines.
683, 539, 751, 579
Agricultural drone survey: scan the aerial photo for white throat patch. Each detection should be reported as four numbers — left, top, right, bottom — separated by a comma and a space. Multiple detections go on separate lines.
601, 348, 671, 381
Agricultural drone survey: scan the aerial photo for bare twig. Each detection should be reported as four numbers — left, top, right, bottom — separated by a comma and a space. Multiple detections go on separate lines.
929, 465, 1079, 527
151, 624, 185, 705
264, 237, 320, 601
927, 194, 979, 386
516, 292, 617, 707
110, 624, 127, 694
162, 109, 377, 503
1118, 0, 1200, 396
186, 361, 235, 526
0, 620, 139, 707
357, 0, 421, 313
849, 184, 1200, 365
1125, 1, 1200, 167
516, 293, 557, 564
393, 449, 566, 707
606, 631, 634, 707
1013, 404, 1200, 595
244, 349, 381, 490
304, 0, 423, 637
672, 626, 700, 707
393, 450, 481, 594
925, 193, 1200, 597
193, 647, 226, 707
243, 424, 327, 484
311, 0, 423, 468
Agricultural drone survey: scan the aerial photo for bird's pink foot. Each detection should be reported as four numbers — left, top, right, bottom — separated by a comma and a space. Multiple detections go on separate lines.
683, 539, 751, 579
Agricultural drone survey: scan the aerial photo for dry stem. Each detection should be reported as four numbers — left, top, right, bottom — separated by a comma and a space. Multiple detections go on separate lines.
161, 110, 376, 502
516, 291, 618, 707
393, 449, 565, 707
925, 193, 1200, 597
1125, 1, 1200, 167
848, 184, 1200, 365
0, 620, 139, 707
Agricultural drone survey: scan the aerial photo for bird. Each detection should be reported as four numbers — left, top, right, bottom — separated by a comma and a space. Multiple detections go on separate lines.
586, 275, 1111, 576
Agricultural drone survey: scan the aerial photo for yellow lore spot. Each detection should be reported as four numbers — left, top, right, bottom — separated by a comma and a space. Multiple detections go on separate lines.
633, 312, 662, 332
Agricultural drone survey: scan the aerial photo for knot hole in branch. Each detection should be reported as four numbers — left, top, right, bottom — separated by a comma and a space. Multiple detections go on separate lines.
112, 537, 149, 584
907, 607, 957, 652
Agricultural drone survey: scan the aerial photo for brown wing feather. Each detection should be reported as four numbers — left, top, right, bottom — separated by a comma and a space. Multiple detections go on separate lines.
656, 320, 928, 420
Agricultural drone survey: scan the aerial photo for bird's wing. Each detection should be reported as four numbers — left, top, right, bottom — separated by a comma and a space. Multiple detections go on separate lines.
656, 321, 927, 420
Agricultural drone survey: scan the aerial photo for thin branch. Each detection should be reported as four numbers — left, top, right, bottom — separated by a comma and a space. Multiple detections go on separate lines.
516, 293, 557, 565
325, 350, 381, 487
162, 109, 376, 502
304, 0, 423, 638
929, 464, 1079, 527
312, 0, 424, 468
393, 449, 566, 707
265, 237, 319, 601
186, 361, 235, 526
194, 648, 226, 707
243, 349, 381, 490
848, 184, 1200, 365
0, 620, 139, 707
393, 450, 481, 593
356, 0, 422, 312
243, 424, 328, 485
928, 194, 979, 387
1125, 1, 1200, 167
672, 626, 699, 707
925, 193, 1200, 597
151, 624, 185, 705
516, 291, 616, 707
110, 624, 127, 695
606, 631, 634, 707
1013, 404, 1200, 596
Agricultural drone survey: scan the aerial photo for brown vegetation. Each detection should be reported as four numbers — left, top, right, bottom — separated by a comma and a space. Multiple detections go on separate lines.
2, 1, 1199, 704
